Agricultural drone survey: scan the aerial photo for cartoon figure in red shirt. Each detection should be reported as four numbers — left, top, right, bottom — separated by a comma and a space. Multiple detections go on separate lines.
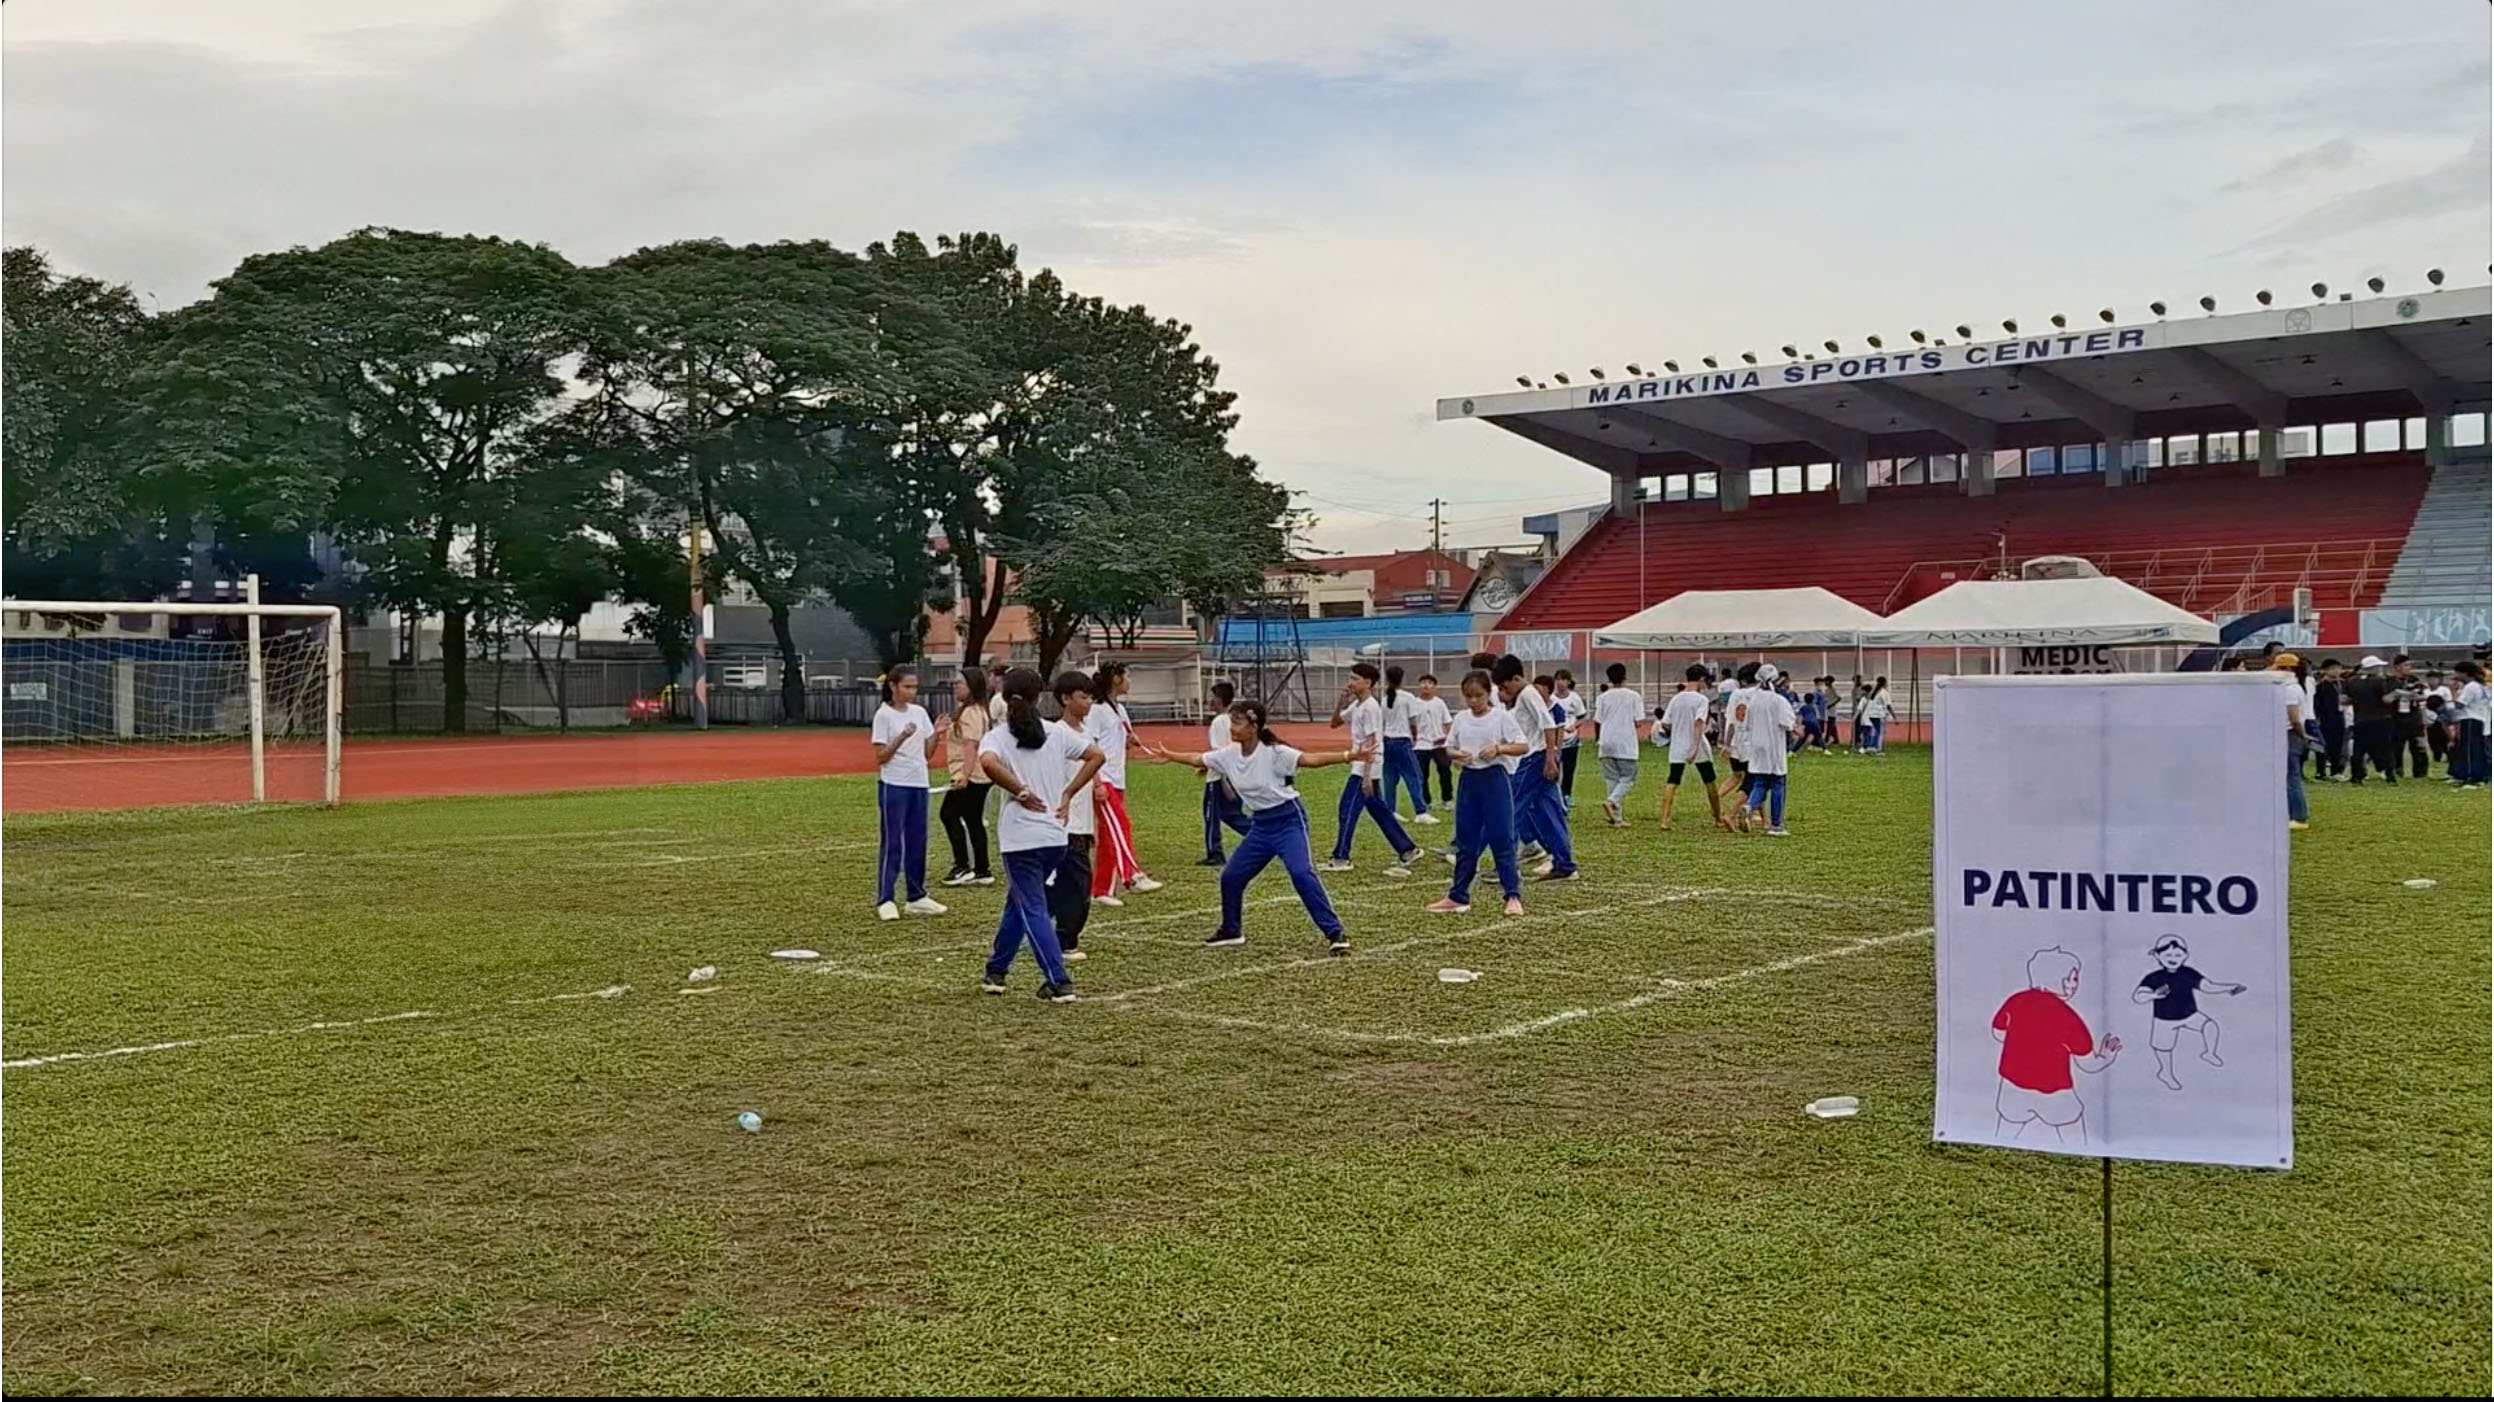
1992, 947, 2122, 1145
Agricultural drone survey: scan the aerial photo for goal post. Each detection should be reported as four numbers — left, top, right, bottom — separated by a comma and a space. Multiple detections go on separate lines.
2, 587, 345, 810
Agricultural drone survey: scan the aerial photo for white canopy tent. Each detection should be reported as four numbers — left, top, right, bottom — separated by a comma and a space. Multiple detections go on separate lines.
1860, 576, 2219, 648
1596, 587, 1886, 650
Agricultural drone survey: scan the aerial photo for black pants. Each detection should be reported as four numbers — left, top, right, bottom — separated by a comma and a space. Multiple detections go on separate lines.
939, 782, 992, 877
2314, 715, 2346, 776
1049, 834, 1094, 950
1425, 746, 1454, 803
2426, 721, 2450, 763
2350, 718, 2399, 783
2403, 725, 2432, 778
1559, 745, 1581, 797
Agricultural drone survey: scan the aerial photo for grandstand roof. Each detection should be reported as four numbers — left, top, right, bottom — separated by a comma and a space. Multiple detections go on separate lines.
1437, 286, 2493, 478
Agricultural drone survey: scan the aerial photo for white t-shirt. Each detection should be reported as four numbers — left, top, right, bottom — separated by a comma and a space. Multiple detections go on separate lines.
1343, 694, 1385, 779
2457, 680, 2490, 725
987, 691, 1008, 725
1594, 687, 1644, 760
2277, 676, 2305, 729
1412, 694, 1452, 747
871, 703, 933, 787
978, 723, 1095, 851
1085, 700, 1132, 789
1379, 688, 1418, 741
1553, 690, 1587, 748
1735, 688, 1798, 776
1857, 690, 1892, 723
1664, 688, 1712, 762
1204, 742, 1304, 812
1509, 686, 1558, 772
1448, 705, 1528, 770
1203, 712, 1236, 782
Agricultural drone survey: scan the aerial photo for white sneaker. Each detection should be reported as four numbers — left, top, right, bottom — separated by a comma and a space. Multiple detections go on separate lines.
1064, 948, 1087, 961
1320, 859, 1354, 872
1126, 875, 1165, 893
904, 896, 949, 915
876, 901, 900, 921
1766, 827, 1791, 838
1093, 893, 1125, 908
1531, 859, 1555, 878
1411, 812, 1441, 825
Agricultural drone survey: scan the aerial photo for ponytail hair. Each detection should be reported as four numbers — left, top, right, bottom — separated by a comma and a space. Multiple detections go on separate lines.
1092, 660, 1128, 703
1002, 666, 1047, 749
958, 667, 991, 709
1229, 698, 1280, 749
880, 664, 917, 704
1383, 663, 1404, 710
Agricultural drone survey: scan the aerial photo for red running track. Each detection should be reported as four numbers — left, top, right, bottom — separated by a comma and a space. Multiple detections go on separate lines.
0, 723, 1353, 814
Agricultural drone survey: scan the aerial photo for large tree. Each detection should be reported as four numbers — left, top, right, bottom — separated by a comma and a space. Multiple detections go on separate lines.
160, 229, 585, 728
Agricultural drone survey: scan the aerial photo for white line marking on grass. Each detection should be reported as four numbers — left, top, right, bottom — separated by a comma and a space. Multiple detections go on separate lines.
617, 842, 873, 866
3, 983, 635, 1071
1119, 927, 1933, 1046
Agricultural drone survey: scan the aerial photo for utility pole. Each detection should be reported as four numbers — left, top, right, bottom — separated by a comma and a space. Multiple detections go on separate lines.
1428, 498, 1446, 555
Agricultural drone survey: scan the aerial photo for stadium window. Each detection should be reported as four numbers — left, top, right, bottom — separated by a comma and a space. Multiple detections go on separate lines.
2064, 443, 2099, 474
2320, 422, 2357, 454
1775, 464, 1803, 494
2362, 419, 2402, 452
2206, 432, 2241, 463
1663, 474, 1690, 501
2167, 435, 2200, 465
1897, 457, 1926, 485
2141, 439, 2165, 468
2281, 427, 2317, 458
2027, 446, 2059, 476
1749, 467, 1775, 498
1694, 472, 1718, 499
1930, 453, 1961, 483
2401, 416, 2427, 450
1994, 448, 2024, 479
1806, 462, 1834, 491
1318, 600, 1366, 619
1868, 458, 1897, 488
2454, 413, 2488, 448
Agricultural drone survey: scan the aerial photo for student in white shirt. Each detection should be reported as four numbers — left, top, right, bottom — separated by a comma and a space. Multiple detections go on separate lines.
1084, 662, 1164, 905
1377, 664, 1439, 825
1324, 662, 1425, 873
977, 667, 1107, 1000
1496, 655, 1578, 879
1151, 697, 1375, 952
1551, 669, 1589, 807
1856, 677, 1893, 754
1046, 671, 1104, 956
2450, 660, 2490, 787
1657, 663, 1726, 832
1412, 674, 1455, 809
1198, 680, 1251, 864
869, 666, 948, 921
2269, 654, 2310, 829
1425, 668, 1532, 916
1733, 663, 1802, 836
1591, 662, 1647, 827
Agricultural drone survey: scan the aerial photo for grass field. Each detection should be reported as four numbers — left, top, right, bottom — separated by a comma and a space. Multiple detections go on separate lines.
3, 750, 2486, 1396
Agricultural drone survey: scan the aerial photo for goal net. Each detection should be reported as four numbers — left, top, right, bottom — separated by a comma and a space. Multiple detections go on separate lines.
1, 597, 343, 813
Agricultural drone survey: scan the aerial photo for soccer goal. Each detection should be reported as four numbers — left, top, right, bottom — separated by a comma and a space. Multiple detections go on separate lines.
1, 579, 343, 811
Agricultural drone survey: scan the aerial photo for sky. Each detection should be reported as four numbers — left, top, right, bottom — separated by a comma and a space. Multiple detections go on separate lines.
4, 1, 2488, 555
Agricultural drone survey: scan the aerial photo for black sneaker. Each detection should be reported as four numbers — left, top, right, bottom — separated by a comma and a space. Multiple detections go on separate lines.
1204, 930, 1246, 947
1536, 868, 1580, 882
1326, 935, 1352, 957
1037, 981, 1078, 1003
980, 975, 1007, 995
1197, 854, 1226, 867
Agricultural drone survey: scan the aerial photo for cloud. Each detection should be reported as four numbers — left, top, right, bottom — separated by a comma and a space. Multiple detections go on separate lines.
2226, 133, 2494, 254
2221, 138, 2361, 193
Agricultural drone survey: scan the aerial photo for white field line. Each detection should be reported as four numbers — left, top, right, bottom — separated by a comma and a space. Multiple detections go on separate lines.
1, 984, 631, 1072
1116, 927, 1934, 1046
3, 737, 847, 766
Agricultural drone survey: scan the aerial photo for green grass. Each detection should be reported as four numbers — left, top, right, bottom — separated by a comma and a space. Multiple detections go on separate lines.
3, 753, 2485, 1396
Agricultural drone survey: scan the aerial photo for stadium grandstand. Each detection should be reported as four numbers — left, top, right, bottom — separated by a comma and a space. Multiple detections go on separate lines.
1441, 283, 2491, 651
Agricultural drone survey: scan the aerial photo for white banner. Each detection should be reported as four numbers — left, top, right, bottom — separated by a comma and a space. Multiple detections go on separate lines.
1932, 674, 2293, 1169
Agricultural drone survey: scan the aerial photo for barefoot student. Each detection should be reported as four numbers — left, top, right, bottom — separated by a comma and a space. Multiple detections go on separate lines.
977, 667, 1107, 1001
1198, 680, 1253, 866
872, 666, 948, 921
1657, 664, 1725, 831
1086, 662, 1163, 904
1325, 662, 1425, 874
1154, 698, 1375, 952
1427, 669, 1531, 916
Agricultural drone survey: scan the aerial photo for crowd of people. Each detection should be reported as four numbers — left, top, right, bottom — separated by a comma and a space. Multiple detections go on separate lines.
2251, 644, 2492, 829
865, 653, 1895, 1001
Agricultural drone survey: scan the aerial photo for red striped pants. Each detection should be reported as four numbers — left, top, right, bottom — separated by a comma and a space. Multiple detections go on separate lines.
1091, 783, 1142, 895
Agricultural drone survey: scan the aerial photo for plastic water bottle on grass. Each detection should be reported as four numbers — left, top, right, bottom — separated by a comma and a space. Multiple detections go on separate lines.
736, 1110, 763, 1134
1804, 1096, 1859, 1119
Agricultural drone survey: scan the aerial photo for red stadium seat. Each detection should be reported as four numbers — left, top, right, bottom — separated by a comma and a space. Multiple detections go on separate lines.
1499, 455, 2432, 630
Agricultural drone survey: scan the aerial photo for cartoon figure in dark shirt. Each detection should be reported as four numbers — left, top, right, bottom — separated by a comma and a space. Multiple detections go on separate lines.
1992, 947, 2122, 1145
2132, 936, 2247, 1091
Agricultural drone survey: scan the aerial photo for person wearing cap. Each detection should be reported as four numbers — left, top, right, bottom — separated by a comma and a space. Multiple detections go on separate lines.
2342, 655, 2399, 785
2270, 653, 2310, 830
1732, 662, 1802, 836
2387, 655, 2432, 779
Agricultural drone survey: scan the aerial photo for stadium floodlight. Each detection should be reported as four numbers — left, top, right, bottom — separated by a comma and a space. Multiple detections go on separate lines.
1954, 324, 1973, 339
1553, 372, 1570, 384
1823, 339, 1841, 353
2255, 290, 2273, 306
1664, 360, 1680, 373
1625, 363, 1643, 376
1866, 335, 1883, 349
2427, 268, 2445, 286
1516, 376, 1532, 387
2367, 277, 2385, 294
2149, 301, 2167, 317
2049, 313, 2067, 328
2198, 296, 2217, 313
1590, 368, 1606, 380
1702, 356, 1718, 368
2098, 309, 2115, 323
1741, 351, 1758, 364
1780, 344, 1799, 358
1910, 329, 1928, 344
2001, 319, 2017, 334
2310, 282, 2328, 300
